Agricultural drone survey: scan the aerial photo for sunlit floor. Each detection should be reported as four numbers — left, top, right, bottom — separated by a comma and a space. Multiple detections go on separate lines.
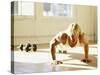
12, 45, 97, 74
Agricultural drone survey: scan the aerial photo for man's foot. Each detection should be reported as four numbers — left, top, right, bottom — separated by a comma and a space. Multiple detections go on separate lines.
81, 58, 92, 63
59, 50, 67, 54
59, 50, 62, 53
63, 50, 67, 54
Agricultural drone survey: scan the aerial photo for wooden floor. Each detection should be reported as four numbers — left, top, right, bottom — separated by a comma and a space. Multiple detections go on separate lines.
11, 44, 97, 74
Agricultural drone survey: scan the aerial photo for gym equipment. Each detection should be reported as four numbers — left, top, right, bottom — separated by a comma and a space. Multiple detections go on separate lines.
20, 44, 24, 51
33, 44, 37, 52
19, 43, 37, 52
25, 43, 31, 52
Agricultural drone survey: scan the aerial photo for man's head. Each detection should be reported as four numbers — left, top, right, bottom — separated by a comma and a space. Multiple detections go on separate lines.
73, 23, 81, 37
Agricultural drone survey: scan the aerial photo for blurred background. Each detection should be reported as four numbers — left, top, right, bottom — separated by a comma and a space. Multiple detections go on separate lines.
11, 1, 97, 47
11, 1, 97, 74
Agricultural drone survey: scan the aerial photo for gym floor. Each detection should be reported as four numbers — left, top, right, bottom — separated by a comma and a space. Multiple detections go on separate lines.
12, 44, 97, 74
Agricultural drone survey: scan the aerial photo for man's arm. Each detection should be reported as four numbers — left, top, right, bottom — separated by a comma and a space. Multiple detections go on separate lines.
50, 39, 63, 64
51, 39, 60, 60
79, 33, 91, 63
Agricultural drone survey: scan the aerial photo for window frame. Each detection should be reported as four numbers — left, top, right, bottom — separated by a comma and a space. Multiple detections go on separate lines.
11, 1, 34, 16
43, 3, 73, 17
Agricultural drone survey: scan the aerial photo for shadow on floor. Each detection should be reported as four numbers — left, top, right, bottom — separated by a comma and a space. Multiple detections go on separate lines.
12, 52, 97, 74
13, 62, 93, 74
62, 52, 97, 67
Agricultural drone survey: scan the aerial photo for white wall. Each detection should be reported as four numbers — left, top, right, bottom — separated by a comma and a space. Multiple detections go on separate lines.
74, 5, 97, 42
12, 2, 97, 45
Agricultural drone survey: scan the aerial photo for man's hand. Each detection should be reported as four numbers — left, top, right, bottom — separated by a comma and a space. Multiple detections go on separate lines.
52, 60, 63, 65
79, 33, 92, 63
81, 58, 92, 63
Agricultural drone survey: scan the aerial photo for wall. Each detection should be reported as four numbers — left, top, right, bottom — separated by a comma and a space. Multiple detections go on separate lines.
74, 5, 97, 43
12, 3, 97, 45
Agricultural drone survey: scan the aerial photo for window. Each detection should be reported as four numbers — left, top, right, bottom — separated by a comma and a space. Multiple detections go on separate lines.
11, 1, 34, 16
43, 3, 72, 16
11, 1, 18, 15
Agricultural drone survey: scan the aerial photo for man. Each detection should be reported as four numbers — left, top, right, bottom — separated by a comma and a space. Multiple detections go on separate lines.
50, 23, 91, 64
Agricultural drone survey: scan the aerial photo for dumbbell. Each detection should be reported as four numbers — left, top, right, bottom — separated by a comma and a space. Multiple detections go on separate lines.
25, 43, 31, 52
20, 44, 24, 51
33, 44, 37, 52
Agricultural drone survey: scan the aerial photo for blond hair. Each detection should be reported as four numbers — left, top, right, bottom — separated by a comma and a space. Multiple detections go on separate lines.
73, 23, 82, 37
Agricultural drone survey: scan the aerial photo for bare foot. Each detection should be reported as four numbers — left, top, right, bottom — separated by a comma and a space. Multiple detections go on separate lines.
63, 50, 67, 54
59, 50, 62, 53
